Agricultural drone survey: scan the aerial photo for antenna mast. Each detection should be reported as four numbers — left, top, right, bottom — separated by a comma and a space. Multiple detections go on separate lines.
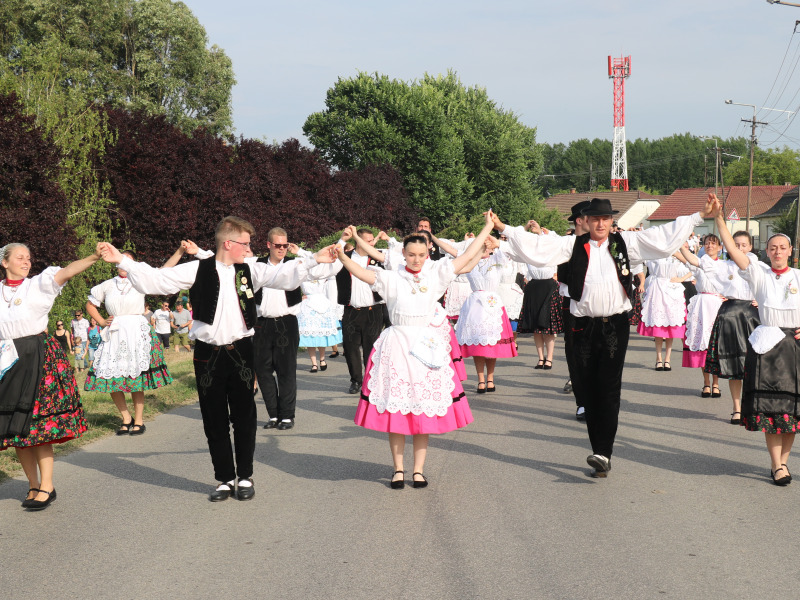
608, 55, 631, 191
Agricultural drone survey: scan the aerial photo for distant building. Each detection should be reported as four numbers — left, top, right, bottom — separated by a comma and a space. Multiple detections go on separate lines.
647, 185, 794, 249
753, 186, 799, 246
543, 190, 662, 230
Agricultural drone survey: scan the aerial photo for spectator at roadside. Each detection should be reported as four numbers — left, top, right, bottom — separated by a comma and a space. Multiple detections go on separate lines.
87, 317, 102, 369
151, 301, 172, 350
171, 302, 193, 352
73, 336, 87, 372
70, 309, 89, 349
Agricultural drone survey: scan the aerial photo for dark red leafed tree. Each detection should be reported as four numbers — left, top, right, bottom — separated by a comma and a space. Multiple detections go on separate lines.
0, 92, 76, 273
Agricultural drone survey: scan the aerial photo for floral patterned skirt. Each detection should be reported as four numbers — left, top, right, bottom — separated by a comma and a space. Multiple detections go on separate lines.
628, 286, 643, 327
742, 330, 800, 433
1, 336, 87, 449
84, 327, 172, 393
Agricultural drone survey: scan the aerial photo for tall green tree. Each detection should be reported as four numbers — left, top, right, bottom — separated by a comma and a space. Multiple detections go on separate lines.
0, 0, 235, 135
303, 71, 546, 228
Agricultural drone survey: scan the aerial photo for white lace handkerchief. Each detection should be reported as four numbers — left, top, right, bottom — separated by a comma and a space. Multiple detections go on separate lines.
748, 325, 786, 355
0, 339, 19, 381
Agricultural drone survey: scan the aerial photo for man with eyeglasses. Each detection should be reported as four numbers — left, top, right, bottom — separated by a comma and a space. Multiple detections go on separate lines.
70, 310, 89, 351
99, 216, 338, 502
151, 301, 173, 349
253, 227, 303, 431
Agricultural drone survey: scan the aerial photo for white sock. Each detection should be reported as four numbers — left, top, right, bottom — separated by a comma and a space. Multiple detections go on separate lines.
217, 480, 234, 491
268, 418, 277, 422
238, 478, 252, 488
280, 419, 291, 423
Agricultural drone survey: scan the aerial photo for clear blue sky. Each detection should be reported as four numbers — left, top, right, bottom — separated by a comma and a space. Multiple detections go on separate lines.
182, 0, 800, 150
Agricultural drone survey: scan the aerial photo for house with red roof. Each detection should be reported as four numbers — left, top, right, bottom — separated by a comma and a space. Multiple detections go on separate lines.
543, 190, 663, 230
647, 185, 794, 249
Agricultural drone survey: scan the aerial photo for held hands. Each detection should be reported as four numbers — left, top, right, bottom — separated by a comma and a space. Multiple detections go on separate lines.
313, 245, 339, 263
484, 236, 500, 252
377, 231, 390, 242
464, 232, 475, 240
181, 240, 199, 255
99, 242, 124, 264
340, 227, 354, 242
485, 210, 504, 232
701, 193, 722, 220
525, 220, 541, 234
287, 243, 300, 254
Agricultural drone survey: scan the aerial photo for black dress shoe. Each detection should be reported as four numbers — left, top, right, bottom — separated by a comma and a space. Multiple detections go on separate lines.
263, 419, 278, 429
486, 381, 496, 392
26, 489, 56, 511
576, 406, 586, 422
319, 360, 327, 371
21, 488, 40, 508
236, 478, 255, 501
390, 470, 405, 489
209, 483, 235, 502
277, 419, 295, 430
348, 381, 361, 394
412, 472, 428, 488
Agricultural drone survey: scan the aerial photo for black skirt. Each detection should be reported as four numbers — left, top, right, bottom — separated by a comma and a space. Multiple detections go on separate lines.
743, 328, 800, 422
0, 334, 45, 439
518, 279, 561, 334
704, 300, 760, 379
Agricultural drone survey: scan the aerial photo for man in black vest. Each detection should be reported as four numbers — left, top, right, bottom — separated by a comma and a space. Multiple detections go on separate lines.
254, 227, 303, 431
336, 228, 387, 394
492, 196, 720, 477
99, 217, 334, 501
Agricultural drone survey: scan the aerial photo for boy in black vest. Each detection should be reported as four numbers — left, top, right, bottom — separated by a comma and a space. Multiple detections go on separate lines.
254, 227, 303, 431
491, 196, 720, 477
99, 217, 334, 501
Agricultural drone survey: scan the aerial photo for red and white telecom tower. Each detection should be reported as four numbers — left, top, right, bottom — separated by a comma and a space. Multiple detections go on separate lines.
608, 55, 631, 191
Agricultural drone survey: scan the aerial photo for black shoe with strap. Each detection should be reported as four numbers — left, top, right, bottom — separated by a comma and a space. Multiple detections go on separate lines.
390, 470, 405, 489
412, 472, 428, 488
26, 489, 56, 511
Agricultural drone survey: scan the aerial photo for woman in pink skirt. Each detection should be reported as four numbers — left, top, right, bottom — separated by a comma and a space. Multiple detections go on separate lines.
637, 254, 691, 370
337, 213, 496, 489
455, 243, 519, 393
679, 236, 728, 397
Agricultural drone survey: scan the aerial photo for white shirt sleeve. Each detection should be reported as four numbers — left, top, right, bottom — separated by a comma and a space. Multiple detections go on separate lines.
620, 213, 704, 263
119, 256, 199, 295
502, 225, 575, 267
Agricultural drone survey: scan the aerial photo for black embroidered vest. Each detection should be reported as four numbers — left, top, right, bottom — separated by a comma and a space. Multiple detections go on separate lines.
190, 257, 258, 329
252, 256, 303, 308
336, 250, 384, 305
566, 232, 633, 302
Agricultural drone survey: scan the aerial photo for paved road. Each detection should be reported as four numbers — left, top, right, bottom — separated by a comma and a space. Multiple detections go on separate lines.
2, 332, 796, 599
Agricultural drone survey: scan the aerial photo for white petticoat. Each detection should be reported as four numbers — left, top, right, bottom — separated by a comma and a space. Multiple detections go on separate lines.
685, 293, 724, 352
92, 314, 151, 379
455, 291, 504, 346
497, 282, 524, 320
748, 325, 787, 355
640, 278, 686, 327
367, 323, 456, 417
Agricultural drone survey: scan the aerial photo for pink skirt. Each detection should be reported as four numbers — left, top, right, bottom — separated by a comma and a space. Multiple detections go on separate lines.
460, 307, 518, 359
354, 349, 473, 435
682, 349, 707, 368
637, 322, 686, 339
448, 325, 467, 381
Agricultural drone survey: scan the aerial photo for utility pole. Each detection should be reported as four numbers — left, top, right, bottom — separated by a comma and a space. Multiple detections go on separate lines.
743, 114, 768, 232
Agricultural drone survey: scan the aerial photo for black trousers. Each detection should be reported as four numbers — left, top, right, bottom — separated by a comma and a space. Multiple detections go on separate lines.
561, 299, 580, 408
193, 338, 256, 483
254, 315, 299, 420
342, 305, 385, 384
569, 312, 630, 458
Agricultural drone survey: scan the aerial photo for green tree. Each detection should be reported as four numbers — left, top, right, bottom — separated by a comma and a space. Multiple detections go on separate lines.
722, 146, 800, 187
303, 71, 545, 228
0, 0, 234, 135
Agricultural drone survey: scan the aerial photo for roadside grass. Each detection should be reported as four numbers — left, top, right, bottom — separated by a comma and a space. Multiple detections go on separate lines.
0, 351, 197, 483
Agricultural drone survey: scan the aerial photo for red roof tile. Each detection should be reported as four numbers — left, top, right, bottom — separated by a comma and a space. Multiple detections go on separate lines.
648, 186, 793, 222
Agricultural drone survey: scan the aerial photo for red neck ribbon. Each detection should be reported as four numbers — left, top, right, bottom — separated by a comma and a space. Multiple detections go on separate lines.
772, 266, 791, 275
4, 278, 23, 287
405, 266, 421, 275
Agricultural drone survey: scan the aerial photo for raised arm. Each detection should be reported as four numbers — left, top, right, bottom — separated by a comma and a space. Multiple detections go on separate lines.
348, 226, 386, 263
100, 242, 198, 294
679, 245, 700, 267
430, 234, 458, 258
715, 212, 750, 271
451, 212, 496, 273
53, 243, 102, 286
161, 242, 188, 268
334, 246, 377, 286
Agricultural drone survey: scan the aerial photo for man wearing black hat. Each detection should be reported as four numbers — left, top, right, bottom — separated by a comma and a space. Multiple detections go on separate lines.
492, 196, 720, 477
559, 200, 591, 418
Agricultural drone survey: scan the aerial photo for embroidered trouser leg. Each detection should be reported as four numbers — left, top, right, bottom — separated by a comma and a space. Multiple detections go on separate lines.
569, 312, 630, 458
254, 316, 299, 421
342, 305, 384, 383
193, 339, 256, 483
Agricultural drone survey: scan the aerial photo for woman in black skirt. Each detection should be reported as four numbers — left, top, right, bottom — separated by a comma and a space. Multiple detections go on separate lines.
518, 264, 563, 369
715, 205, 800, 485
704, 231, 760, 425
0, 242, 101, 510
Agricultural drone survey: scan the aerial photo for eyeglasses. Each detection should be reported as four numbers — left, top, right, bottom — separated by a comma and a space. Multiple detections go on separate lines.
56, 323, 64, 326
228, 240, 251, 248
271, 243, 290, 249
